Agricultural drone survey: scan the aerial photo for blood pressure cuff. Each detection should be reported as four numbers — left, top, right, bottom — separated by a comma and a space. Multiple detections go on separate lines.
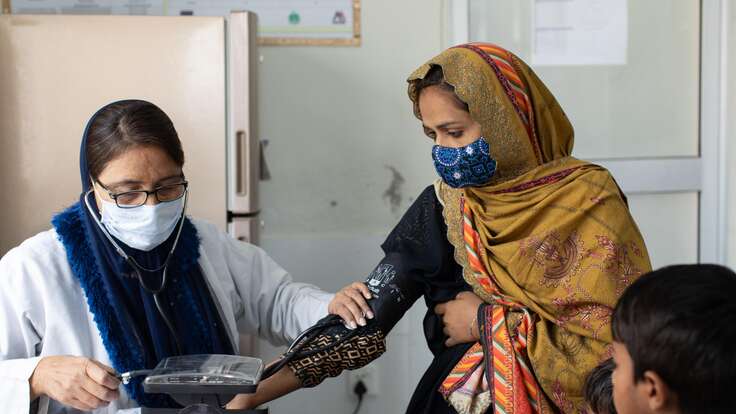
365, 251, 423, 332
283, 254, 423, 387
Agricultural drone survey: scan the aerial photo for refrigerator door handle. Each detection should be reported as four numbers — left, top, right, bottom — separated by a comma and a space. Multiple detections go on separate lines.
235, 129, 247, 195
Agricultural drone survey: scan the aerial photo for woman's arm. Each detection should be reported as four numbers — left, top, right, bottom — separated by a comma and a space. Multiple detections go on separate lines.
0, 240, 119, 412
227, 317, 388, 409
0, 245, 48, 412
226, 185, 454, 406
226, 366, 301, 410
225, 230, 436, 406
216, 222, 383, 346
218, 231, 334, 345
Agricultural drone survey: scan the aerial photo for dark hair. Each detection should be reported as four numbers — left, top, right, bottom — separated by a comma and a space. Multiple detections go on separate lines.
612, 264, 736, 414
85, 100, 184, 180
412, 65, 469, 113
583, 358, 616, 414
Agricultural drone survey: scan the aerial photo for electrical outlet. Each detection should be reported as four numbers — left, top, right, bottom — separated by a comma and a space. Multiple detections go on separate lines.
347, 365, 379, 397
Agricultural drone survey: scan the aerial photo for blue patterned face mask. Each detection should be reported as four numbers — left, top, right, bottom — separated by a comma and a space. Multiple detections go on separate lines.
432, 137, 497, 188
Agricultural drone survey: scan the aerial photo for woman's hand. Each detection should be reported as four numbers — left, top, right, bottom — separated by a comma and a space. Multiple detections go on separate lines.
226, 393, 258, 410
434, 291, 484, 347
328, 282, 374, 329
29, 356, 121, 410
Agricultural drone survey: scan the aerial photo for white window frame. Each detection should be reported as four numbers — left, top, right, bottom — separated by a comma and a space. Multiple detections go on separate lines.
448, 0, 727, 264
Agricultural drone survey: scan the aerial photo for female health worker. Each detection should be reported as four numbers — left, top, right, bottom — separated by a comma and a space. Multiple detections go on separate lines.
0, 100, 369, 413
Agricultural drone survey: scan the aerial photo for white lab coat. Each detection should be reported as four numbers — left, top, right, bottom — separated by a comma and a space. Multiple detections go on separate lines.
0, 218, 334, 414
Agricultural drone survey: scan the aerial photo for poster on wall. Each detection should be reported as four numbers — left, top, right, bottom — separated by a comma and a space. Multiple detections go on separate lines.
532, 0, 627, 65
8, 0, 361, 46
9, 0, 164, 15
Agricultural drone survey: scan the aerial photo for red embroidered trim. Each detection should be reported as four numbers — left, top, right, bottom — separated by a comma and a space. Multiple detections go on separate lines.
454, 44, 543, 164
493, 167, 580, 194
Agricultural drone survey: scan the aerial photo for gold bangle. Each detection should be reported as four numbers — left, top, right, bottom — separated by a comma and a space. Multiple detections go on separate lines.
468, 315, 478, 338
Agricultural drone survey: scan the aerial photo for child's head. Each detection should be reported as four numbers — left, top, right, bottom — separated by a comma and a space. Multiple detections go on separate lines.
584, 358, 617, 414
611, 264, 736, 414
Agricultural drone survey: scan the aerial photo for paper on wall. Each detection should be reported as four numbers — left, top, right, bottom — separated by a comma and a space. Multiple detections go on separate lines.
532, 0, 627, 66
10, 0, 163, 15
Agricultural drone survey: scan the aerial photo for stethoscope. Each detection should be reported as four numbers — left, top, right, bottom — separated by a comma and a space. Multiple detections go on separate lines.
83, 188, 187, 355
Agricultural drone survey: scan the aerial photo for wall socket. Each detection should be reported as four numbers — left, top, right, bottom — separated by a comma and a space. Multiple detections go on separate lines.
347, 365, 379, 397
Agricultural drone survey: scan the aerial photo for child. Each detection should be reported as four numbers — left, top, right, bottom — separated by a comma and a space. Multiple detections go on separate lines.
584, 358, 617, 414
610, 264, 736, 414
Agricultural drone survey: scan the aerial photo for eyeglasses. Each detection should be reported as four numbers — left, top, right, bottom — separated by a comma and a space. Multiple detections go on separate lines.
96, 180, 189, 209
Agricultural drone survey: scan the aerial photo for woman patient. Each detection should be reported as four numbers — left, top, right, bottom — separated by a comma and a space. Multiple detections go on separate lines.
231, 43, 652, 413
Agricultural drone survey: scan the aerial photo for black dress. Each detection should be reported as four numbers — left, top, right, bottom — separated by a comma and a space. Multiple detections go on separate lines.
285, 185, 475, 414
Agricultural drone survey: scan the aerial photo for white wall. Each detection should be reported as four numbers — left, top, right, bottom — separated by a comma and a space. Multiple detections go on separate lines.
727, 2, 736, 269
256, 1, 445, 413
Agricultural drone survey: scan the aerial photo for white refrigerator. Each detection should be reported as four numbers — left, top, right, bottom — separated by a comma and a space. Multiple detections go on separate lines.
0, 12, 262, 257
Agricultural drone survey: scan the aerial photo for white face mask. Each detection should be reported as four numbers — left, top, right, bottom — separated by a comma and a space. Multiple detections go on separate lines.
100, 197, 185, 251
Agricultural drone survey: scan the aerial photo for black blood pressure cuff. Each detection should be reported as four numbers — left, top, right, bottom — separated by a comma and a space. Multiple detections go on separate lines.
266, 255, 421, 387
363, 253, 422, 333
